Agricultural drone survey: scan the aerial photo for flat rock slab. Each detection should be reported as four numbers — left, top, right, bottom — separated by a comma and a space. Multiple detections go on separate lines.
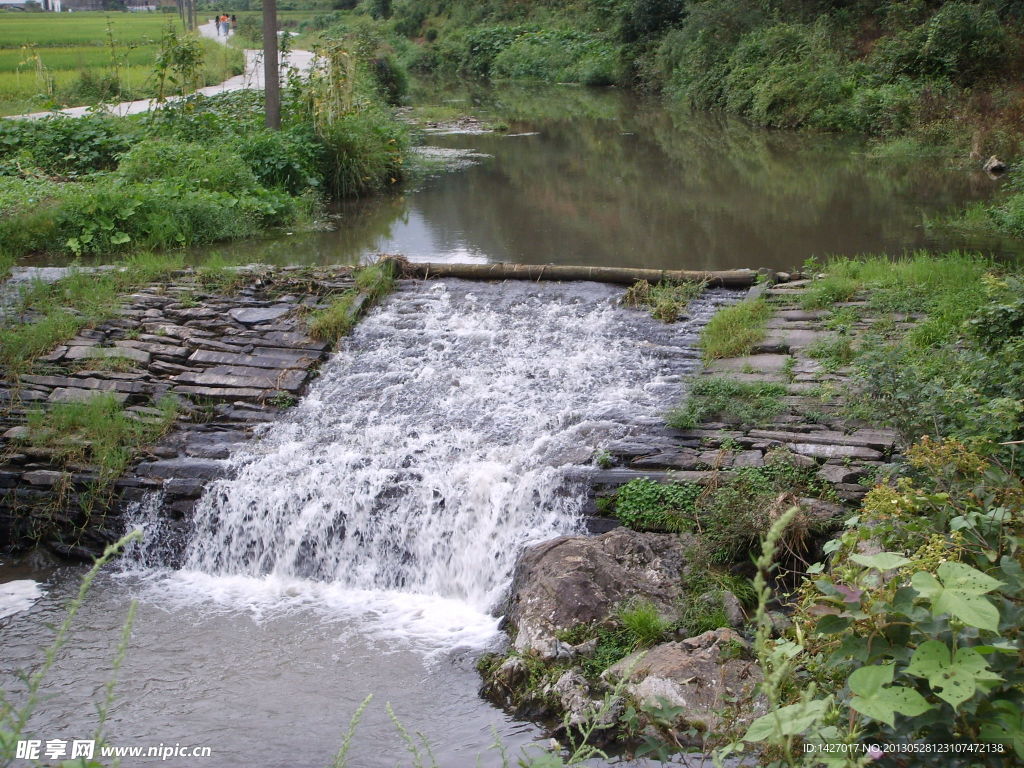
229, 306, 292, 324
188, 348, 316, 370
64, 345, 151, 364
171, 385, 271, 401
748, 428, 896, 451
631, 449, 700, 470
760, 328, 828, 350
705, 354, 791, 373
135, 457, 225, 481
49, 387, 129, 404
787, 442, 883, 461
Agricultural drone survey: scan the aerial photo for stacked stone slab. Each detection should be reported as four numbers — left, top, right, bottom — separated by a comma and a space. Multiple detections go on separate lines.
592, 279, 900, 509
0, 267, 358, 558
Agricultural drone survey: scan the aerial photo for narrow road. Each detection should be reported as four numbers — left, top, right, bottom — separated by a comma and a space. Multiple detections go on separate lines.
8, 21, 314, 120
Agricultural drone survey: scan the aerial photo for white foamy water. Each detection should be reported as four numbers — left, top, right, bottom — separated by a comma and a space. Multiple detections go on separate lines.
0, 579, 43, 620
128, 279, 727, 649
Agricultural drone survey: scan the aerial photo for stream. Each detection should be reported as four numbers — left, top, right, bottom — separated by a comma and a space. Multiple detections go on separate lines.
0, 280, 735, 766
0, 82, 1015, 767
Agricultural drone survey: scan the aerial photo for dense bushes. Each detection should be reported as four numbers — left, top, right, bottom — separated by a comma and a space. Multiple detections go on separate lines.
387, 0, 1024, 146
0, 36, 409, 258
0, 114, 137, 176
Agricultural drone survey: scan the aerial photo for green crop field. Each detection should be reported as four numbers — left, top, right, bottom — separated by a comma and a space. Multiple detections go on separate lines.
0, 12, 178, 48
0, 11, 243, 116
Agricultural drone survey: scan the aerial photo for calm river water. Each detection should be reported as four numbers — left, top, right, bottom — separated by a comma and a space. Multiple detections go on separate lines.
194, 82, 1012, 271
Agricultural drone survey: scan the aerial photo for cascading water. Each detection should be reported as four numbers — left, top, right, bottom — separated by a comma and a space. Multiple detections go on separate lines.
129, 279, 732, 647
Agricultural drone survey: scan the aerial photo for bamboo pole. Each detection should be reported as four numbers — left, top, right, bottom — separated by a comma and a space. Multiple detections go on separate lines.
385, 260, 758, 288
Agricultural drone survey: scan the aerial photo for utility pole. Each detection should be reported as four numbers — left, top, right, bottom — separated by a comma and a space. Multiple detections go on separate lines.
263, 0, 281, 130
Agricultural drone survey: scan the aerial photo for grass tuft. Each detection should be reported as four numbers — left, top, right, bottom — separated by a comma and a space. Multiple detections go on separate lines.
623, 279, 706, 323
669, 377, 787, 428
700, 298, 771, 361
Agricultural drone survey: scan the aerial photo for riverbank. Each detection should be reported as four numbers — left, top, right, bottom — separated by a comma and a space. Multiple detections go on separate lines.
0, 261, 405, 556
478, 252, 1024, 763
0, 36, 408, 263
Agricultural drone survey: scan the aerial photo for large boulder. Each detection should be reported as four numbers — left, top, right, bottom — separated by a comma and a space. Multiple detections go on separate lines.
505, 528, 693, 658
603, 628, 765, 741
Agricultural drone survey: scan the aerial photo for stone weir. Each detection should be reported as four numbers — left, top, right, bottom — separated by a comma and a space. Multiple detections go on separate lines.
0, 266, 364, 558
0, 261, 766, 560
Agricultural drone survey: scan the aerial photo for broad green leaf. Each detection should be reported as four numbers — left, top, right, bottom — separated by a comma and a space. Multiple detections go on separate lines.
938, 561, 1003, 594
110, 232, 131, 245
815, 615, 851, 635
743, 699, 830, 741
912, 563, 1003, 632
850, 552, 911, 570
979, 700, 1024, 759
905, 640, 1002, 709
848, 664, 931, 727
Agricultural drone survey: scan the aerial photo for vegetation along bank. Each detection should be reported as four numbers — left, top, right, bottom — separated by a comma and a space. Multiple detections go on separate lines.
270, 0, 1024, 240
0, 28, 408, 267
478, 252, 1024, 764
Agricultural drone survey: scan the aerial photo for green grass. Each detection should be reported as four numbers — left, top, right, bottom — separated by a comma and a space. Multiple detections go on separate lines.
24, 392, 178, 482
0, 13, 243, 115
668, 377, 787, 428
307, 261, 397, 344
800, 253, 993, 345
700, 298, 772, 361
806, 335, 856, 372
0, 13, 179, 48
0, 254, 185, 376
623, 279, 706, 322
308, 291, 360, 344
616, 599, 672, 647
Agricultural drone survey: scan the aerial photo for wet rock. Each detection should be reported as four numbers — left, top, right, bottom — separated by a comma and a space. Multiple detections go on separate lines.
506, 528, 693, 658
164, 477, 207, 498
548, 670, 614, 731
984, 155, 1007, 174
602, 628, 764, 741
135, 457, 225, 481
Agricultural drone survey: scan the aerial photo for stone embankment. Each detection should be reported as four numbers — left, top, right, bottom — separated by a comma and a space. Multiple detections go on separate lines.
484, 275, 906, 750
583, 278, 900, 510
0, 267, 359, 557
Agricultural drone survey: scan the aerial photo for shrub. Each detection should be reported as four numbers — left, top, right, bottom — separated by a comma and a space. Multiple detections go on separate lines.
317, 109, 408, 198
870, 2, 1008, 84
612, 477, 701, 531
117, 139, 260, 193
0, 114, 135, 176
230, 127, 322, 195
655, 0, 767, 106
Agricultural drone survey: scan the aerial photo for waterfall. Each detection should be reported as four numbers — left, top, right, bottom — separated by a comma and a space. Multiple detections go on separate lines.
127, 279, 727, 647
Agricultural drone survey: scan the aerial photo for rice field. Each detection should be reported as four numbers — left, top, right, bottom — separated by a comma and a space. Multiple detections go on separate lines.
0, 11, 244, 116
